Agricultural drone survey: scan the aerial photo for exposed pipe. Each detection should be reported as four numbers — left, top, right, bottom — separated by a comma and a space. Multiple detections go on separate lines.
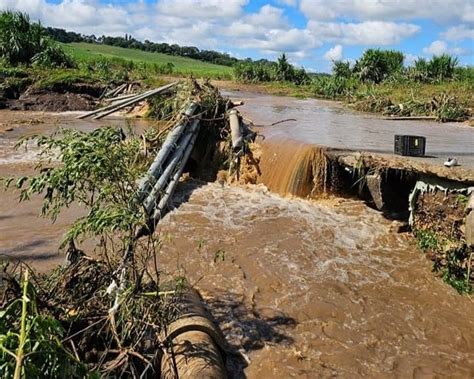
228, 109, 243, 150
137, 101, 199, 202
142, 119, 200, 214
151, 122, 200, 222
76, 82, 177, 119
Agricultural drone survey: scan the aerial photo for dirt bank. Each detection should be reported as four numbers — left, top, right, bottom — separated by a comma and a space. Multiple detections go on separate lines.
1, 82, 104, 112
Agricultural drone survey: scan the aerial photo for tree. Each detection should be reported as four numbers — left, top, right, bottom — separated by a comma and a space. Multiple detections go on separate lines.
275, 53, 293, 81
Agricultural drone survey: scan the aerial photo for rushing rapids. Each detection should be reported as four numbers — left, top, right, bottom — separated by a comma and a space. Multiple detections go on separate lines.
1, 108, 474, 378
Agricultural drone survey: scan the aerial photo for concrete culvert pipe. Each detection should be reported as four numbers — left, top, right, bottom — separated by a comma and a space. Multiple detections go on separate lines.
161, 288, 228, 379
228, 109, 243, 150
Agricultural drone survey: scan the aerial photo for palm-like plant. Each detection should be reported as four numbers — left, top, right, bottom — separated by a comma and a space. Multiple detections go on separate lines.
428, 54, 459, 82
0, 11, 43, 65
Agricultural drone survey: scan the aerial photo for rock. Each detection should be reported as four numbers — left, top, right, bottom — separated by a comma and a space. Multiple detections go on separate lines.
466, 212, 474, 247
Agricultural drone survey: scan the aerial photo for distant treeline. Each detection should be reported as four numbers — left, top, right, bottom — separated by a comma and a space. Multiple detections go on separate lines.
44, 27, 254, 67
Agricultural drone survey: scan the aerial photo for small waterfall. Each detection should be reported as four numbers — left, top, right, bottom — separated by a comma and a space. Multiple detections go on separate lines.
256, 139, 338, 198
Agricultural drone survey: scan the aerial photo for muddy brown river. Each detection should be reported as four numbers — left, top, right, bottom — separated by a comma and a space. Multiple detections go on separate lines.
1, 106, 474, 378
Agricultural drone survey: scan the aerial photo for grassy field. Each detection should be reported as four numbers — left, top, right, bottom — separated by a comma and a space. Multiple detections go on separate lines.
61, 42, 232, 78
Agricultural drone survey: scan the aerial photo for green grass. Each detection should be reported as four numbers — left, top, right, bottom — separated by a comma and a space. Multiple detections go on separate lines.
61, 42, 232, 78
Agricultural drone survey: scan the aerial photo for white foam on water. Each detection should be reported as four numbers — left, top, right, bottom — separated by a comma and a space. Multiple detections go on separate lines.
162, 182, 406, 289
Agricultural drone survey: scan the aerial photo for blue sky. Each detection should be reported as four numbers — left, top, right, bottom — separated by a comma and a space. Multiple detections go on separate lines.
1, 0, 473, 72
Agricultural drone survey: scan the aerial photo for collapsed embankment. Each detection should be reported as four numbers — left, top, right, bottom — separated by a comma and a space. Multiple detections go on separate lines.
239, 138, 474, 293
0, 79, 107, 111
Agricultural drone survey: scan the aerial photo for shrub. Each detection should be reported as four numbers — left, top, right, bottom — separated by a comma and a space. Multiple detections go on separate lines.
31, 43, 75, 68
311, 75, 359, 99
0, 11, 43, 65
407, 57, 431, 82
454, 66, 474, 82
428, 54, 459, 82
354, 49, 404, 83
233, 61, 272, 82
233, 54, 309, 84
332, 60, 352, 79
0, 11, 75, 68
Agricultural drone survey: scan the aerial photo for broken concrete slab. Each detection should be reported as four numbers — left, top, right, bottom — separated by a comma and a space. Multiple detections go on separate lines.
366, 173, 384, 210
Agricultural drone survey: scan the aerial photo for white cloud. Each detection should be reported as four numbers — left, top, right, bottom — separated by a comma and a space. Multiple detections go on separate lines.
423, 40, 448, 55
441, 25, 474, 41
308, 21, 420, 46
422, 40, 471, 56
156, 0, 247, 19
324, 44, 343, 61
238, 28, 319, 53
300, 0, 474, 24
246, 4, 286, 29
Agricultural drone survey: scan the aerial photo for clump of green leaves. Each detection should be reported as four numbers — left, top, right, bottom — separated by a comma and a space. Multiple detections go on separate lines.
0, 11, 74, 68
414, 229, 440, 252
0, 270, 89, 378
31, 44, 75, 69
441, 249, 473, 294
8, 127, 149, 253
414, 229, 472, 294
353, 49, 404, 84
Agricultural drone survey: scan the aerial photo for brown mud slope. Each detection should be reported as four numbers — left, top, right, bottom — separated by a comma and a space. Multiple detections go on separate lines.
413, 190, 473, 292
2, 83, 104, 112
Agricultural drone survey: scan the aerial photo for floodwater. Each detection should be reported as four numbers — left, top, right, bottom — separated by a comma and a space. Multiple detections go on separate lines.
226, 91, 474, 169
1, 107, 474, 378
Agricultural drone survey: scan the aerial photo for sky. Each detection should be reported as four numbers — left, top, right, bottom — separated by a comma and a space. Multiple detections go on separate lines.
1, 0, 473, 72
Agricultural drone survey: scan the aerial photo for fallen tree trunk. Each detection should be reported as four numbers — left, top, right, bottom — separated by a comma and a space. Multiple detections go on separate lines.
228, 109, 243, 150
93, 82, 178, 120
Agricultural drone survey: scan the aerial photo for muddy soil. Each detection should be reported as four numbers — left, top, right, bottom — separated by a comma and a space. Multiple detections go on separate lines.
1, 82, 103, 112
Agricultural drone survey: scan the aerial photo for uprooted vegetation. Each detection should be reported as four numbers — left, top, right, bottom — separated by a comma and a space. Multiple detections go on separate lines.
1, 80, 251, 377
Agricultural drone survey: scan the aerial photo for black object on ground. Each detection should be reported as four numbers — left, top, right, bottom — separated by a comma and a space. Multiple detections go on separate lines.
394, 135, 426, 157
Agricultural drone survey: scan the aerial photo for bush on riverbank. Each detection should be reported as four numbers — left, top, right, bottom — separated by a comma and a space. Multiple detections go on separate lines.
234, 53, 309, 85
0, 11, 74, 68
308, 50, 473, 121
